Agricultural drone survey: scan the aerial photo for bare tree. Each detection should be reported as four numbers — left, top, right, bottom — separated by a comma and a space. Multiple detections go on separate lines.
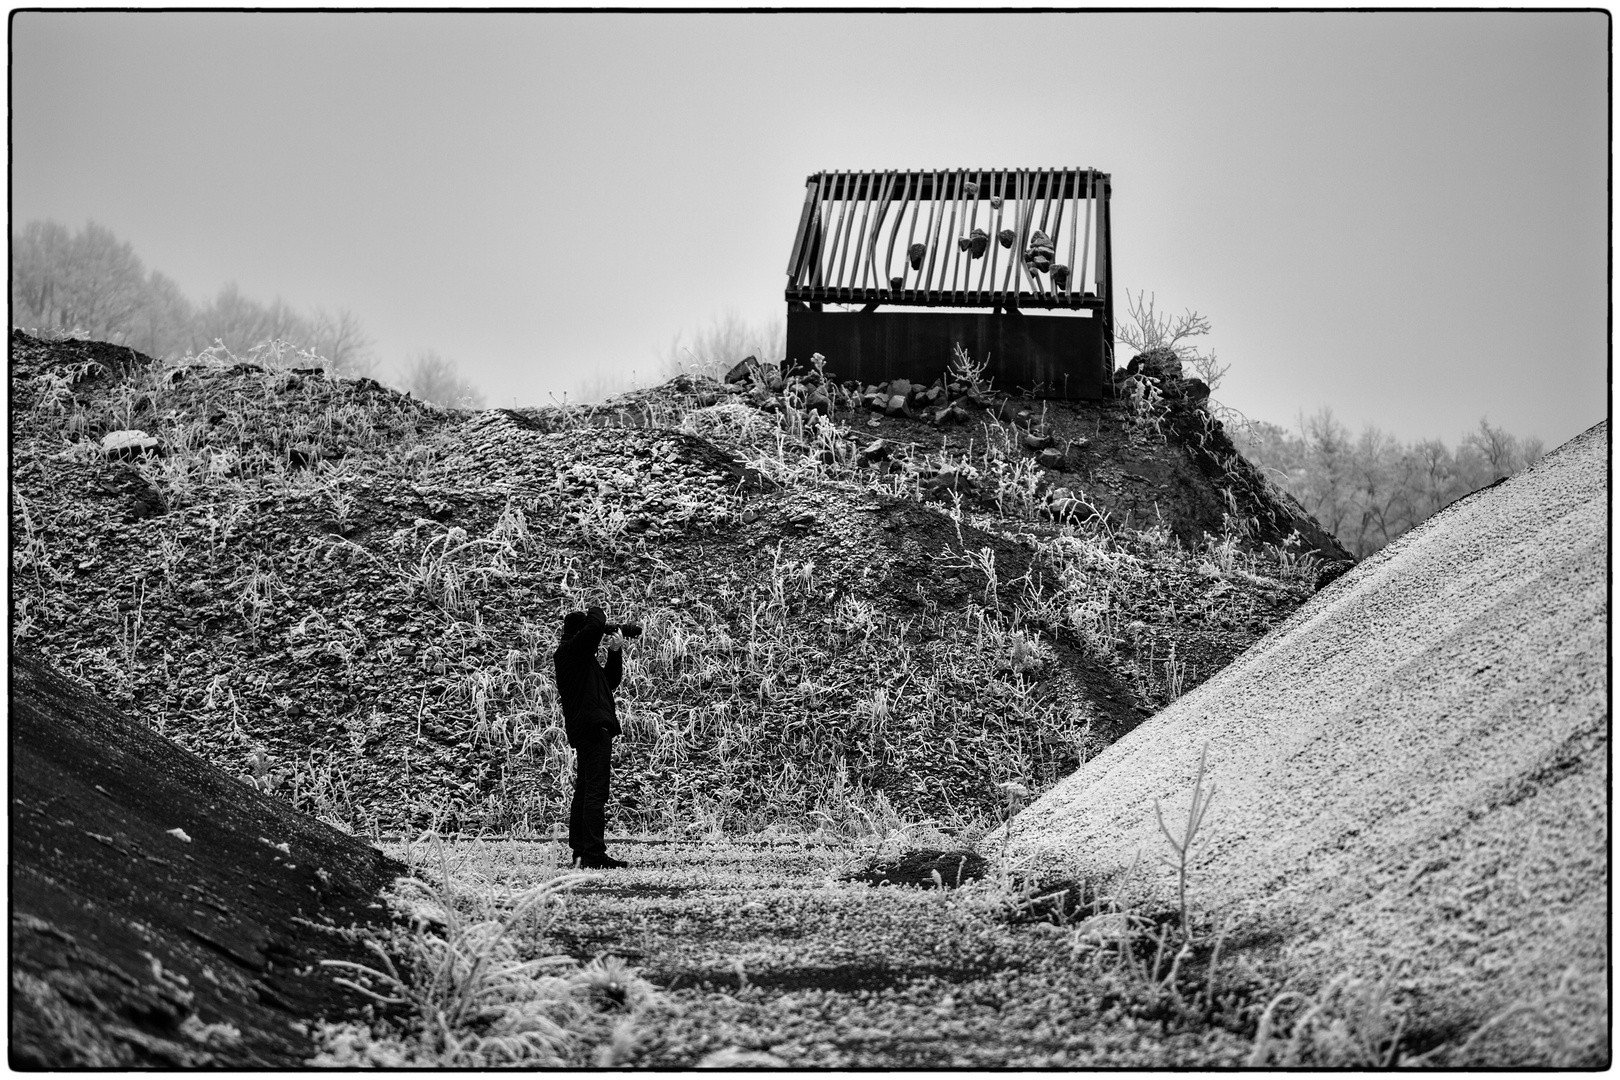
12, 220, 149, 341
11, 217, 380, 373
1297, 407, 1355, 540
400, 350, 486, 408
125, 270, 197, 358
189, 285, 312, 356
1114, 289, 1243, 431
11, 220, 74, 329
1238, 411, 1546, 559
1116, 291, 1214, 365
1409, 438, 1463, 519
1461, 417, 1521, 483
658, 308, 785, 381
309, 308, 377, 378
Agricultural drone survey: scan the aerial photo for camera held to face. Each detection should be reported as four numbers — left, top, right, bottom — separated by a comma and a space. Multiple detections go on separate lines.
604, 622, 643, 639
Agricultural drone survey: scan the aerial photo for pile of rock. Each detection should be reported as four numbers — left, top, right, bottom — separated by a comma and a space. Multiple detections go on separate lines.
716, 353, 1083, 478
723, 355, 853, 419
853, 376, 976, 427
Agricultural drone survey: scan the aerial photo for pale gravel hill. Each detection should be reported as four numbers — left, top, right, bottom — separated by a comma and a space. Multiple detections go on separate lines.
998, 420, 1609, 1066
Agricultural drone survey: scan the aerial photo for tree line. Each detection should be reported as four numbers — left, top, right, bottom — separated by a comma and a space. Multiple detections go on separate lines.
1111, 291, 1547, 560
1233, 411, 1544, 560
11, 219, 484, 407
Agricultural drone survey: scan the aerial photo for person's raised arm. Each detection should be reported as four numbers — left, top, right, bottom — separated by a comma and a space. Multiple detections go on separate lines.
604, 638, 623, 691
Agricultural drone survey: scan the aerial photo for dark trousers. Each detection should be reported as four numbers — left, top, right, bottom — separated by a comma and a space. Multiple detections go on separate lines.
568, 733, 612, 858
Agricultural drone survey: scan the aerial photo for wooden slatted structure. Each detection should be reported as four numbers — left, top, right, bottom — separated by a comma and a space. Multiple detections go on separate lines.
786, 168, 1111, 311
785, 167, 1115, 399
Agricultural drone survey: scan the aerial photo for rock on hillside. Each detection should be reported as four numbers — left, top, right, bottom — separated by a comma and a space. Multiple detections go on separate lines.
998, 421, 1609, 1067
10, 653, 405, 1067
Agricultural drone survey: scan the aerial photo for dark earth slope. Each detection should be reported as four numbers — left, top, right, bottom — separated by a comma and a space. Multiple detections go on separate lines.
10, 653, 405, 1067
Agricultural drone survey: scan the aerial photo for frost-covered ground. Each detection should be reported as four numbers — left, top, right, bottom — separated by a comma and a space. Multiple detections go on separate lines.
1005, 421, 1610, 1068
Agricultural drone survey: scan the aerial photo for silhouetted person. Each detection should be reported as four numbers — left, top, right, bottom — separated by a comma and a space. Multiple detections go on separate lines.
555, 606, 629, 869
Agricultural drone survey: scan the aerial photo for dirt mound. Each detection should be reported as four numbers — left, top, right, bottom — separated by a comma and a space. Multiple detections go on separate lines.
9, 653, 406, 1067
556, 353, 1352, 568
8, 329, 160, 389
998, 421, 1609, 1066
10, 330, 1344, 835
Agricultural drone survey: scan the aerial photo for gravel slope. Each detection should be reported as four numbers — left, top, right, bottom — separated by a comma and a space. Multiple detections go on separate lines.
999, 421, 1609, 1066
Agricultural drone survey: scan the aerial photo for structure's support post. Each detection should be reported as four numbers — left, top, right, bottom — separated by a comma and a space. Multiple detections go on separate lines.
1101, 176, 1116, 396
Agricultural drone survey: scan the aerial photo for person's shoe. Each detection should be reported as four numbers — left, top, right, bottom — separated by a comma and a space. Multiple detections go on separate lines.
576, 853, 628, 869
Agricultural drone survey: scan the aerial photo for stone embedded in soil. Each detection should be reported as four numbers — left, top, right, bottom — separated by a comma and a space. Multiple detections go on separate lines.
724, 355, 762, 385
100, 429, 159, 460
846, 848, 989, 889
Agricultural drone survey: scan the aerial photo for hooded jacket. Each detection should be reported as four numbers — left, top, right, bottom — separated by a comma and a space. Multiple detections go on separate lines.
554, 606, 623, 746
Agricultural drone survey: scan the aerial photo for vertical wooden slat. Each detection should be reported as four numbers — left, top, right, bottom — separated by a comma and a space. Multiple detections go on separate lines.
985, 171, 1004, 299
1034, 168, 1056, 300
1019, 170, 1043, 297
862, 170, 894, 293
1000, 170, 1023, 299
850, 171, 875, 292
1023, 169, 1040, 296
874, 170, 897, 291
946, 166, 965, 291
1049, 169, 1068, 303
914, 171, 939, 295
818, 170, 844, 296
903, 174, 924, 294
787, 175, 821, 285
847, 171, 869, 291
1101, 174, 1115, 386
1095, 172, 1106, 301
922, 170, 944, 294
1079, 169, 1093, 298
926, 170, 954, 295
835, 170, 864, 292
835, 167, 861, 289
964, 169, 983, 298
856, 172, 873, 292
961, 167, 980, 292
885, 171, 913, 296
1065, 168, 1080, 301
814, 170, 834, 293
808, 180, 825, 290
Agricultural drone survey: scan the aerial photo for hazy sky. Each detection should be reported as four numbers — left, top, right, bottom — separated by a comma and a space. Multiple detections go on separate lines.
11, 10, 1609, 447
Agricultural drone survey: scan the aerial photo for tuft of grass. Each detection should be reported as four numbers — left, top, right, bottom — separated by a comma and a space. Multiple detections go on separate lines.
1247, 966, 1408, 1067
315, 833, 661, 1067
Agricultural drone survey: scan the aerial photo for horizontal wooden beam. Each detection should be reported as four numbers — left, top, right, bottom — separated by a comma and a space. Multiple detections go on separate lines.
806, 170, 1110, 203
785, 286, 1104, 310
